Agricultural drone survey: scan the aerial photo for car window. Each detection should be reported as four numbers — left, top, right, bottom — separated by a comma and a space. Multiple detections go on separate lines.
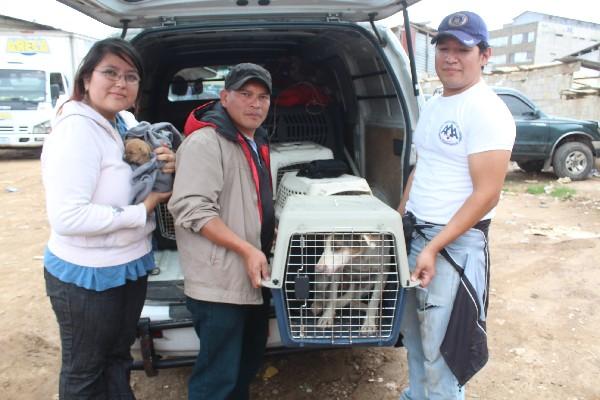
50, 72, 66, 94
168, 66, 228, 102
498, 94, 535, 119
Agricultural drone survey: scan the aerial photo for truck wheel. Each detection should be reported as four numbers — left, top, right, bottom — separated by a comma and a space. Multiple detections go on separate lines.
517, 160, 544, 173
552, 142, 593, 181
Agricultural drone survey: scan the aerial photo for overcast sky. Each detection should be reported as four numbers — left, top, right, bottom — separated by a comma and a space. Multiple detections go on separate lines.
0, 0, 599, 39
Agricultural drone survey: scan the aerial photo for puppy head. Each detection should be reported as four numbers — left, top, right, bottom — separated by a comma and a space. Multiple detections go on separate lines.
124, 138, 152, 165
315, 234, 377, 274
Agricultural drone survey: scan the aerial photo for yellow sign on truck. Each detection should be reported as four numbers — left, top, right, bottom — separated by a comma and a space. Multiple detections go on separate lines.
0, 30, 95, 149
6, 38, 50, 54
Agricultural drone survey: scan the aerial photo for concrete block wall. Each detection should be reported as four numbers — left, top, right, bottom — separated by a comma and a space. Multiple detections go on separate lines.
485, 63, 575, 111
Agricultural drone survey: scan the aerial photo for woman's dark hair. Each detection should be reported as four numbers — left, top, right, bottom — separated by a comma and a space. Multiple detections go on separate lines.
71, 37, 144, 105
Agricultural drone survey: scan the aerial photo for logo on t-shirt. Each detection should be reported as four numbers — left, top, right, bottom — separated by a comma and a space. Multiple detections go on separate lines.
438, 121, 462, 145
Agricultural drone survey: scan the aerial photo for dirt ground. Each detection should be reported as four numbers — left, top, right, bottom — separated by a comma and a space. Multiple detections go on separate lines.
1, 148, 599, 400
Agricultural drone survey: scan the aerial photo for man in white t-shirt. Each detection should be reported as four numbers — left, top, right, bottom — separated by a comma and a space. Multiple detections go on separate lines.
397, 11, 515, 399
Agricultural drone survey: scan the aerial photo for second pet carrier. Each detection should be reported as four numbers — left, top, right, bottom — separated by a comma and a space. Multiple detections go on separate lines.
274, 171, 372, 219
269, 141, 333, 198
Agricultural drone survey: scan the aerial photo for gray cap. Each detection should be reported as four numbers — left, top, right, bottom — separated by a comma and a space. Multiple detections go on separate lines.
224, 63, 272, 93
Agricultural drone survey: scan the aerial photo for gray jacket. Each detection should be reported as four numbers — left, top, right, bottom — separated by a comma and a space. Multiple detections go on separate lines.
168, 127, 264, 305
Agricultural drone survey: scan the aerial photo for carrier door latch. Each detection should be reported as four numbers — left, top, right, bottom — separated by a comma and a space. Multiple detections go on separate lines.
294, 275, 310, 300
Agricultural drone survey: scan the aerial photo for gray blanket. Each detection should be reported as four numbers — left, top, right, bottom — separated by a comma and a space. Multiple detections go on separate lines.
124, 121, 183, 204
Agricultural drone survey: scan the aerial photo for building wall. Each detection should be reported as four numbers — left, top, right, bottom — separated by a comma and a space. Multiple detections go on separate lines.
394, 25, 436, 79
534, 21, 600, 64
489, 13, 600, 68
413, 30, 435, 78
489, 22, 537, 66
485, 63, 576, 111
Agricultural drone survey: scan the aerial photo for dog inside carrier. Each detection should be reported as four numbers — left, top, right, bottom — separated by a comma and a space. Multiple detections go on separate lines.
268, 195, 411, 346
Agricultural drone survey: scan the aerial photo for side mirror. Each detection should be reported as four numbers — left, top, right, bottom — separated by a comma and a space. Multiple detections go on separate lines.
50, 84, 60, 107
523, 109, 540, 120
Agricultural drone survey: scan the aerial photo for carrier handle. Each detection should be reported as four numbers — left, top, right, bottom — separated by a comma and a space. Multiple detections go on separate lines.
405, 278, 422, 288
261, 279, 279, 289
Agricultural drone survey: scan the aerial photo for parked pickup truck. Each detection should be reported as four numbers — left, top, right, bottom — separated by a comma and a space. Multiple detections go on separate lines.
493, 87, 600, 180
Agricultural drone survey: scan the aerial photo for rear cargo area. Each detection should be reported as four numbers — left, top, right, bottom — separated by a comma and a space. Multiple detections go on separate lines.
131, 21, 414, 354
134, 22, 412, 204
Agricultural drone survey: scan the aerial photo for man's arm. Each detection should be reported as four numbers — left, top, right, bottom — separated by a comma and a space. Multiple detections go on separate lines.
397, 166, 416, 215
411, 149, 511, 287
200, 217, 269, 289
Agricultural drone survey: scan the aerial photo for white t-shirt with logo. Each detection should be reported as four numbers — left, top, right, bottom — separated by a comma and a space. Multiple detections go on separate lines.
406, 80, 516, 224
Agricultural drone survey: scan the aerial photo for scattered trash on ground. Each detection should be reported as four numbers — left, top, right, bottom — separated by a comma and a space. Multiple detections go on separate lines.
262, 365, 279, 381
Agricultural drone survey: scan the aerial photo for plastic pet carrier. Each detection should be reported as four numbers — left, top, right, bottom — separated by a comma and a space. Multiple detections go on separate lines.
269, 141, 333, 199
274, 172, 371, 219
263, 195, 412, 347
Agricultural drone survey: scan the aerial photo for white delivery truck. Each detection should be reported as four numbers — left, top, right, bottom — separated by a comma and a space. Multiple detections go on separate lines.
0, 30, 95, 149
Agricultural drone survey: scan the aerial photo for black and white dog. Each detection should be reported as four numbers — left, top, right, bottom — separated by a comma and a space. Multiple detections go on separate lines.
311, 233, 390, 334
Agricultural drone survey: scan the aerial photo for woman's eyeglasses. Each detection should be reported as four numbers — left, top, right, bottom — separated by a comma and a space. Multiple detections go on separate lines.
95, 68, 140, 85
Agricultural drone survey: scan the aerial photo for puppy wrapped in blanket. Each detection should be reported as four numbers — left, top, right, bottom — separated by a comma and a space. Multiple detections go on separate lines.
124, 138, 152, 165
123, 121, 183, 204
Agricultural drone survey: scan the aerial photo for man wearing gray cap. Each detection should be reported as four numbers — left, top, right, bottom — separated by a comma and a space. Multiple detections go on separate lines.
397, 11, 515, 399
168, 63, 274, 400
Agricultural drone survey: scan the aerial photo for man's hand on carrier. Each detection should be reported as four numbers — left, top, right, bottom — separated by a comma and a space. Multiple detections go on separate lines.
242, 245, 270, 288
412, 245, 437, 287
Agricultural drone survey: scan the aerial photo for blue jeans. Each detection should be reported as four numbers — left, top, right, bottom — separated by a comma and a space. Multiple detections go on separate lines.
45, 269, 147, 400
399, 232, 465, 400
186, 292, 270, 400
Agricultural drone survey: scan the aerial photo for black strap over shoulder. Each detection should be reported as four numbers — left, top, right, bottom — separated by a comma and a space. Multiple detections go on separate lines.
402, 212, 416, 253
413, 223, 489, 386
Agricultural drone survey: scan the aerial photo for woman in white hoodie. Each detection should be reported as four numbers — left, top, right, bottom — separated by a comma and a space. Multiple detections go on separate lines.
41, 38, 173, 399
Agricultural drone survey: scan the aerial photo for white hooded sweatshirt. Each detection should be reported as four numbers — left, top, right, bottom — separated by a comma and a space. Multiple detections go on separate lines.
41, 101, 155, 267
